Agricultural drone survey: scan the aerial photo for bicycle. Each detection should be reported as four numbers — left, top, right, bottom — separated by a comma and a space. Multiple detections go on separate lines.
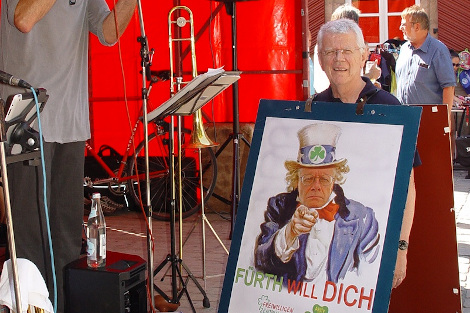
84, 113, 218, 221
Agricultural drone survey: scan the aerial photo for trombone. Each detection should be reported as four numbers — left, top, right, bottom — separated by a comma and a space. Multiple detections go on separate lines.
152, 6, 212, 311
168, 6, 227, 290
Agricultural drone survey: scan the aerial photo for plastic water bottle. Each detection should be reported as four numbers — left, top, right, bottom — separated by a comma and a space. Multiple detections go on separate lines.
87, 193, 106, 268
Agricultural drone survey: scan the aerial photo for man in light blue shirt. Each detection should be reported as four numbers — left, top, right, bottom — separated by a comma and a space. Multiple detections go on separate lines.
396, 5, 455, 116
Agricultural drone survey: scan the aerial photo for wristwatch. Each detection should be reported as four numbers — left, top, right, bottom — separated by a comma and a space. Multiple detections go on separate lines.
398, 240, 409, 250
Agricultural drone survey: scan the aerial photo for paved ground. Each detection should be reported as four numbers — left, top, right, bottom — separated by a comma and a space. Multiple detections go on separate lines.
105, 207, 232, 313
454, 167, 470, 313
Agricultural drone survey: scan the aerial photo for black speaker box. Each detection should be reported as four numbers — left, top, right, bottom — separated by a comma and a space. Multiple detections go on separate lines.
65, 251, 147, 313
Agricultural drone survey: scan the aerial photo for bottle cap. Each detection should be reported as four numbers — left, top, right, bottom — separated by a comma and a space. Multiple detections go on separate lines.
92, 193, 101, 199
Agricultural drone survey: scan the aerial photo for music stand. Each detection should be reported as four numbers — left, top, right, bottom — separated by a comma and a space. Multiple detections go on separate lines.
4, 88, 48, 162
147, 68, 240, 121
0, 88, 48, 312
146, 69, 239, 312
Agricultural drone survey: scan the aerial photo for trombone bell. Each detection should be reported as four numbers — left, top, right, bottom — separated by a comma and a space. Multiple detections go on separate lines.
184, 110, 218, 148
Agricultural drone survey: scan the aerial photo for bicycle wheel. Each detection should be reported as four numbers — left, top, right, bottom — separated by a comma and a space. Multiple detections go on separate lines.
128, 132, 218, 221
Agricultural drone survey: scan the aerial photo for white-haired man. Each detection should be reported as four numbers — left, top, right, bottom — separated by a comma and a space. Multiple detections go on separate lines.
312, 19, 418, 289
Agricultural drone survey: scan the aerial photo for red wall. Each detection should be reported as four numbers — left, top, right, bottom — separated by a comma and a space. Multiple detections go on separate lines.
89, 0, 305, 153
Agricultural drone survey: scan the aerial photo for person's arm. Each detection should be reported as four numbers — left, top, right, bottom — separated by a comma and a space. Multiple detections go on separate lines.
443, 86, 455, 118
14, 0, 56, 33
392, 169, 416, 288
102, 0, 137, 45
364, 60, 381, 82
255, 194, 298, 273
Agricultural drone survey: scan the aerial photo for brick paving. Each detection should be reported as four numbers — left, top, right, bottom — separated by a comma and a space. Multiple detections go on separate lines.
105, 208, 232, 313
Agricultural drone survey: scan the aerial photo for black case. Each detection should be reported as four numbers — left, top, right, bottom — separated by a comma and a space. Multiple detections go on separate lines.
456, 136, 470, 167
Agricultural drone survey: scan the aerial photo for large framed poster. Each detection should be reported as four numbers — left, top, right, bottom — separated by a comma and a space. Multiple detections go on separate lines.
218, 100, 422, 313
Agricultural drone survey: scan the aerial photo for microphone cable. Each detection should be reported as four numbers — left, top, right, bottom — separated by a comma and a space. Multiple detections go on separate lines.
31, 87, 57, 313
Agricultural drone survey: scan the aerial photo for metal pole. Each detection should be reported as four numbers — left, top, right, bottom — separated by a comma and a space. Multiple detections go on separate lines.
177, 115, 183, 285
230, 0, 240, 239
198, 148, 207, 289
0, 143, 23, 313
136, 0, 154, 308
168, 115, 178, 301
199, 144, 228, 285
0, 102, 22, 312
301, 0, 310, 99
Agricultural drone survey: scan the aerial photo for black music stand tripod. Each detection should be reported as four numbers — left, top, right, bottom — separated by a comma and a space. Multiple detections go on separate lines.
211, 0, 254, 239
146, 70, 240, 312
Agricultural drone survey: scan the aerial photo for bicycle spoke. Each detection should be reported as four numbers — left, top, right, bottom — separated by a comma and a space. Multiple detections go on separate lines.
128, 128, 218, 221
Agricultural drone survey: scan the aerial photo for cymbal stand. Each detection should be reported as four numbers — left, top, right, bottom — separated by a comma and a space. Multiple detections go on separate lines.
135, 0, 155, 308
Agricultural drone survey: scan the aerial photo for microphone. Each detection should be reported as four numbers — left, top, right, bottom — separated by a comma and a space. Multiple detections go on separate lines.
0, 70, 32, 89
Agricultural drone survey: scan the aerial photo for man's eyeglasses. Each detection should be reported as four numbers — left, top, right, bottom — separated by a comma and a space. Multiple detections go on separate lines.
321, 48, 361, 58
400, 21, 415, 28
453, 63, 460, 67
300, 174, 334, 187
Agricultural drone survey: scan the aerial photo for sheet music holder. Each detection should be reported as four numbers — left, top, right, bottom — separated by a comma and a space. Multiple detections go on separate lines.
3, 88, 48, 161
146, 69, 240, 121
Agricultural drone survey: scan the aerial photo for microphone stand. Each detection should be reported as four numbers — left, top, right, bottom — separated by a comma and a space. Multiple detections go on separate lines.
136, 0, 154, 309
0, 99, 23, 313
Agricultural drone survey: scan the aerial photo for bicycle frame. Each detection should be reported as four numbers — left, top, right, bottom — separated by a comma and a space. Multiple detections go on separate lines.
84, 118, 168, 187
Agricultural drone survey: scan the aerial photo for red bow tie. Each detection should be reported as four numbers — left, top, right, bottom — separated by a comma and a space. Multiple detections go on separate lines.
317, 202, 339, 222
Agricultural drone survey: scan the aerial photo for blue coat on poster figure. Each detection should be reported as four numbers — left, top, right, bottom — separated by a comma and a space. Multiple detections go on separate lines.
254, 123, 380, 285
